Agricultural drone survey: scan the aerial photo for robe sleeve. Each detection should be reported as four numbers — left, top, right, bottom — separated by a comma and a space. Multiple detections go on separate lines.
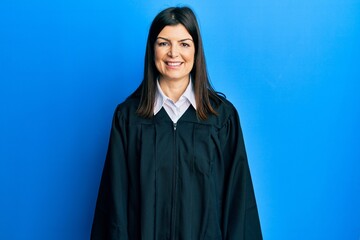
219, 106, 262, 240
91, 107, 129, 240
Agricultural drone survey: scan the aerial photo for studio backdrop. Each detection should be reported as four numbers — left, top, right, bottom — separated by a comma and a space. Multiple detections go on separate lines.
1, 0, 359, 239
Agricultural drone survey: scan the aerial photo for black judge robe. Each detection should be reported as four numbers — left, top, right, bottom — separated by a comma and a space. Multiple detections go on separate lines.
91, 95, 262, 240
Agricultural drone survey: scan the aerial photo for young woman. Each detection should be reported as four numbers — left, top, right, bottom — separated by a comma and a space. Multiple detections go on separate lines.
91, 6, 262, 240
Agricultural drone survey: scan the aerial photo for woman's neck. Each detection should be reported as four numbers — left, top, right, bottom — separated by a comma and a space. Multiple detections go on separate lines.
159, 76, 190, 102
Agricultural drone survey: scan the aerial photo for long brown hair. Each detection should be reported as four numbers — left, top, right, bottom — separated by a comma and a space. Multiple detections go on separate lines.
135, 6, 222, 120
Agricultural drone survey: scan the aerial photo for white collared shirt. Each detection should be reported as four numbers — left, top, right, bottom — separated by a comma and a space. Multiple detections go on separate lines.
154, 78, 197, 123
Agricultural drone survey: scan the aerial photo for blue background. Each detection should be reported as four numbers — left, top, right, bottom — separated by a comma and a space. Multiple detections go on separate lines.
1, 0, 359, 239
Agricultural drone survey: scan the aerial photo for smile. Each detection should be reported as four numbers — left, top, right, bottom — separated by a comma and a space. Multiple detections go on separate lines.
166, 61, 183, 67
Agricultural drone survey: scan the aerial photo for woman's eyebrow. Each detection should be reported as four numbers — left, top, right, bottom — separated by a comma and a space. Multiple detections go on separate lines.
179, 38, 194, 42
157, 37, 193, 42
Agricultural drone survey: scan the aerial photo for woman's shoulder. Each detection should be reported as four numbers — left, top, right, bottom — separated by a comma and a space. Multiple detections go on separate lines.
207, 93, 240, 127
113, 95, 141, 122
213, 94, 238, 117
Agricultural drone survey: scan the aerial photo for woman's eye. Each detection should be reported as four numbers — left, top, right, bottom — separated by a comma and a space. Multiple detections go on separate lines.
181, 43, 190, 48
158, 42, 169, 47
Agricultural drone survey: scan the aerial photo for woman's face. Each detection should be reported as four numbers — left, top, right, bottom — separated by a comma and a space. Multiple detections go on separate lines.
154, 24, 195, 83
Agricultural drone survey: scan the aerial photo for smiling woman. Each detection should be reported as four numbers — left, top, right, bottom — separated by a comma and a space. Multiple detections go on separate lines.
154, 24, 195, 95
91, 6, 262, 240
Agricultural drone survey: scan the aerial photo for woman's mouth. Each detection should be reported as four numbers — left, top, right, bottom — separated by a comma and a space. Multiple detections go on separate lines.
166, 61, 182, 67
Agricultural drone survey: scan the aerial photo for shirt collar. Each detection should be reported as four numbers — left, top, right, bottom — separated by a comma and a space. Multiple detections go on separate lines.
154, 77, 197, 115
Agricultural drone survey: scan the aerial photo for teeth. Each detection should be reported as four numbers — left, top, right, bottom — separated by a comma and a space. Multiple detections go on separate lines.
167, 62, 181, 66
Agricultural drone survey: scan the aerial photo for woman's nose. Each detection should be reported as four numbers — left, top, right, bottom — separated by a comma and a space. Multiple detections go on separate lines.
168, 44, 179, 57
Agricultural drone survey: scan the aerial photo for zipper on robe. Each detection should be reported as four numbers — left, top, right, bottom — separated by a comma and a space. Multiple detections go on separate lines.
170, 122, 178, 239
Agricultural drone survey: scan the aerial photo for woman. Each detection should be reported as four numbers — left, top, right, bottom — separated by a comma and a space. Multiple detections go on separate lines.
91, 6, 262, 240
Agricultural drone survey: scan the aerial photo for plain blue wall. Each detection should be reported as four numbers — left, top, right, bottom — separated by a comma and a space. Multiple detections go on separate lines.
1, 0, 359, 239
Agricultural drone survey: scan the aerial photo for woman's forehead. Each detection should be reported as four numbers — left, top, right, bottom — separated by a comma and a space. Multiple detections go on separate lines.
157, 24, 192, 40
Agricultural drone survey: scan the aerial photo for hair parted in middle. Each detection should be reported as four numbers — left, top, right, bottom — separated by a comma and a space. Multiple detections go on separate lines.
134, 6, 222, 120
